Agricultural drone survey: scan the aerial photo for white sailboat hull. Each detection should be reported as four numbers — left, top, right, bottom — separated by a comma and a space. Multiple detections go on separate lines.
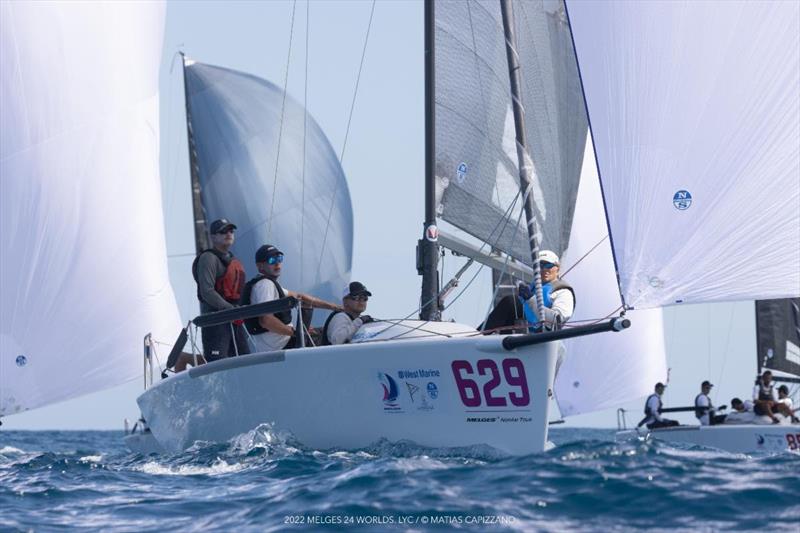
617, 424, 800, 454
136, 331, 558, 455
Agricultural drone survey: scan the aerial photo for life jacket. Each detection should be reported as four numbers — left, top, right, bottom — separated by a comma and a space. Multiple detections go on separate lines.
644, 393, 661, 417
320, 310, 359, 346
240, 274, 292, 335
757, 382, 774, 402
192, 249, 246, 305
694, 393, 711, 419
520, 279, 575, 330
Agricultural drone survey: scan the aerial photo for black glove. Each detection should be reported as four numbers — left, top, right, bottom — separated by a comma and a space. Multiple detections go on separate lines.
517, 282, 533, 301
359, 315, 374, 324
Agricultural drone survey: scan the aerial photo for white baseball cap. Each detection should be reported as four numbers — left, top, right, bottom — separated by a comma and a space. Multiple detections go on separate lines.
538, 250, 560, 266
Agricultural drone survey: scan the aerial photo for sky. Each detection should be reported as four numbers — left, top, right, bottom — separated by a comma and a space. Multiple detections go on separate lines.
4, 0, 764, 431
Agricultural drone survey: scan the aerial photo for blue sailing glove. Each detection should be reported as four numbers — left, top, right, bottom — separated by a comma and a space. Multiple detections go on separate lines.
517, 282, 533, 301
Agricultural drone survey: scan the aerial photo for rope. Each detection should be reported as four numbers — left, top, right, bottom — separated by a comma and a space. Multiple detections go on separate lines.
315, 0, 376, 279
267, 0, 298, 240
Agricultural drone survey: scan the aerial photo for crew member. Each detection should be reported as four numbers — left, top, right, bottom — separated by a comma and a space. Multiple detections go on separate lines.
694, 380, 726, 425
191, 218, 249, 362
640, 382, 679, 429
776, 384, 798, 422
752, 370, 780, 424
322, 282, 376, 345
242, 244, 341, 352
725, 398, 756, 424
482, 250, 575, 334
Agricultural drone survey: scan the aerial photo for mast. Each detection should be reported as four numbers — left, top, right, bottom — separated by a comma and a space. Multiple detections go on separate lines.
418, 0, 441, 321
180, 53, 209, 254
499, 0, 545, 321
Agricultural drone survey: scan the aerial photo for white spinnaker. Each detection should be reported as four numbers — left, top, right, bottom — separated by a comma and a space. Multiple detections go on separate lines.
0, 2, 180, 415
555, 139, 667, 417
567, 0, 800, 309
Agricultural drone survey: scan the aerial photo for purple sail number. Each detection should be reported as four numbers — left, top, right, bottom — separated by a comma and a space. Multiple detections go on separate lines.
450, 358, 530, 408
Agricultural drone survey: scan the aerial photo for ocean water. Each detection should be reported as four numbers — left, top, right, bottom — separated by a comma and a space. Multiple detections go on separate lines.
1, 427, 798, 532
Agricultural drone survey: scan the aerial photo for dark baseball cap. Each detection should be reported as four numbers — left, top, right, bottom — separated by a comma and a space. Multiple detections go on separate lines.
255, 244, 283, 263
655, 382, 666, 389
701, 380, 713, 388
342, 281, 372, 299
209, 218, 237, 234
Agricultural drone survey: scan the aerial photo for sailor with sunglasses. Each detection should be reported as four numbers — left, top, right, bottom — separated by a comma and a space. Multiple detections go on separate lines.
241, 244, 342, 352
481, 250, 575, 334
321, 282, 375, 345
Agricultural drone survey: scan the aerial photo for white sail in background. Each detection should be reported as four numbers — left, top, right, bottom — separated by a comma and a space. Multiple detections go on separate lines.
0, 2, 180, 415
567, 0, 800, 309
555, 140, 667, 417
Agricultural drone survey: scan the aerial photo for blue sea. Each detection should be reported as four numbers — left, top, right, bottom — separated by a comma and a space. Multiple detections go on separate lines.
1, 427, 798, 532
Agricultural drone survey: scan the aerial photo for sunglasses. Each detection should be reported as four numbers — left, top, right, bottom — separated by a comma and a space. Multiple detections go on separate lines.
267, 254, 284, 265
348, 294, 369, 302
216, 228, 235, 235
539, 262, 557, 269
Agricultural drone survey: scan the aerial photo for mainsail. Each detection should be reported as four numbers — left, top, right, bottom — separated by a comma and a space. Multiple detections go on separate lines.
567, 0, 800, 309
183, 61, 353, 307
0, 2, 181, 415
434, 0, 586, 264
756, 298, 800, 380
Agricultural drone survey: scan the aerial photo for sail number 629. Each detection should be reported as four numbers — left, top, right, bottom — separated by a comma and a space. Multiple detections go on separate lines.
451, 358, 530, 407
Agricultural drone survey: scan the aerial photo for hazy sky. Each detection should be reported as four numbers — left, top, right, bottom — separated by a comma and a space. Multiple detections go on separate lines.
5, 0, 763, 431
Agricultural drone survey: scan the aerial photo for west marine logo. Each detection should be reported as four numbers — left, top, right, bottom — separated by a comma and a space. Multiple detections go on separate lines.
379, 372, 402, 412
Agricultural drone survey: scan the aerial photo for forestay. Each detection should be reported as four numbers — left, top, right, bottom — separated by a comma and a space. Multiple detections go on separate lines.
567, 0, 800, 308
756, 298, 800, 380
183, 62, 353, 307
555, 140, 667, 417
434, 0, 586, 264
0, 2, 181, 415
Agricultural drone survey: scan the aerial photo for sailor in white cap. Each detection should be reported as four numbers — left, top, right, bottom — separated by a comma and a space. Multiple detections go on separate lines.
482, 250, 575, 333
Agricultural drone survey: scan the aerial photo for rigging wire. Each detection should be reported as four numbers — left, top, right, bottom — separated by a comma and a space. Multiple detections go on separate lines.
707, 305, 712, 383
267, 0, 299, 240
315, 0, 376, 279
300, 0, 310, 289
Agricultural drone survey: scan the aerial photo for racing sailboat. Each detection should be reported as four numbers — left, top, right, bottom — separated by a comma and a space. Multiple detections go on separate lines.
616, 298, 800, 453
127, 0, 627, 455
3, 1, 797, 457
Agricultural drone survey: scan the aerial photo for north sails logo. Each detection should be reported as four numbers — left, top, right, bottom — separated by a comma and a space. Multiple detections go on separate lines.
673, 190, 692, 210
